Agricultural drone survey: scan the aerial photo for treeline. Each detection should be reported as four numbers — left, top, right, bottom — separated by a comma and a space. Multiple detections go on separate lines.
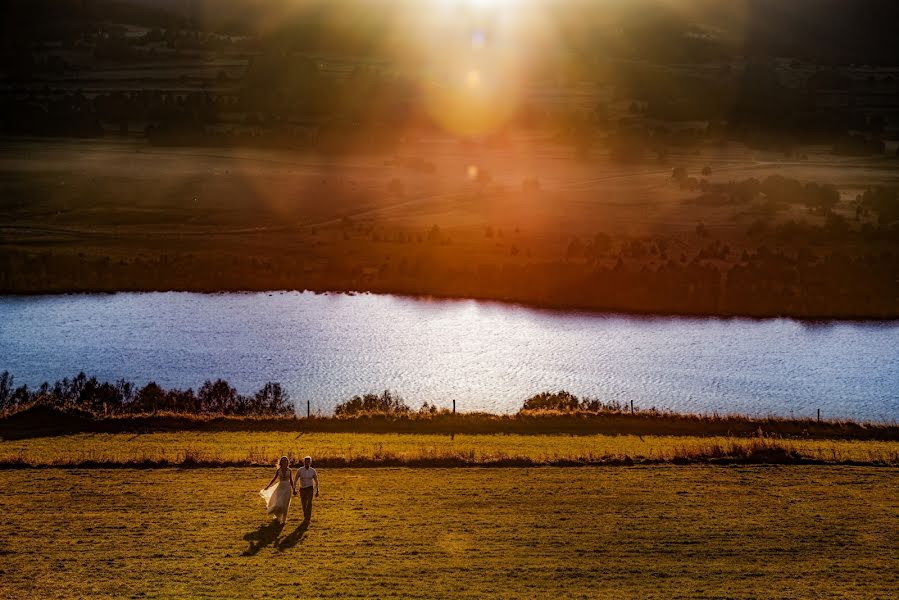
5, 74, 895, 159
5, 2, 899, 156
686, 174, 840, 214
3, 387, 897, 442
0, 371, 293, 417
2, 245, 896, 319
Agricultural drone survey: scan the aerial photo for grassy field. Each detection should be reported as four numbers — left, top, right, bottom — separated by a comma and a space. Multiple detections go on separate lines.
3, 138, 896, 316
2, 432, 897, 466
0, 466, 896, 598
2, 138, 891, 261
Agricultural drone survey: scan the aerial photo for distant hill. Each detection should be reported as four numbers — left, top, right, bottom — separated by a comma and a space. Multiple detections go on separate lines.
143, 0, 899, 64
5, 0, 899, 64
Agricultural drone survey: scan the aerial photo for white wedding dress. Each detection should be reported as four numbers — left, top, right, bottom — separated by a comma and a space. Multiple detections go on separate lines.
260, 467, 292, 523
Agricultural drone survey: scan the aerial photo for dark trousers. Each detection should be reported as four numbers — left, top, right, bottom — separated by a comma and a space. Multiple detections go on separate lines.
299, 486, 314, 522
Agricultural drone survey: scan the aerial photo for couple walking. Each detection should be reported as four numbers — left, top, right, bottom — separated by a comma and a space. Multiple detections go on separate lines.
260, 455, 320, 525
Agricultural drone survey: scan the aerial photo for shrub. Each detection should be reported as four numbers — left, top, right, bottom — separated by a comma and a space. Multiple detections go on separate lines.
521, 391, 629, 413
521, 391, 581, 411
335, 390, 410, 417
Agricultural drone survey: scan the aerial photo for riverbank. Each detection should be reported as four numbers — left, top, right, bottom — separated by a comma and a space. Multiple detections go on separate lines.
4, 283, 899, 322
1, 466, 896, 598
3, 405, 898, 442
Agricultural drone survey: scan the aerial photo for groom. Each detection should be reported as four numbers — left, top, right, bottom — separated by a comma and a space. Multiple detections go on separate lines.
293, 455, 320, 524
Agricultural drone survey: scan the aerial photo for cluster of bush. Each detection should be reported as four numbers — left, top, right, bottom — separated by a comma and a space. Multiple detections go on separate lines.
333, 390, 447, 417
858, 186, 899, 225
330, 390, 637, 417
686, 175, 842, 215
0, 372, 293, 417
520, 391, 632, 413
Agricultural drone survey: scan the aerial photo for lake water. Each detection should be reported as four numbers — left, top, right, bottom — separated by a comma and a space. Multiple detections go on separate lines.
0, 292, 897, 421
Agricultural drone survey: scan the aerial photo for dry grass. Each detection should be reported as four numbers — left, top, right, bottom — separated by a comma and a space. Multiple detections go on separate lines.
0, 466, 896, 598
1, 432, 897, 468
4, 404, 897, 441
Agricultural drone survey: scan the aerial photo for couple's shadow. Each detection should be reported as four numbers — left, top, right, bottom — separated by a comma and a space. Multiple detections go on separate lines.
242, 520, 308, 555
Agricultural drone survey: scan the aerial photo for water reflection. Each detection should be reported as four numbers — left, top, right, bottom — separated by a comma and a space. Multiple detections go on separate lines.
0, 292, 897, 421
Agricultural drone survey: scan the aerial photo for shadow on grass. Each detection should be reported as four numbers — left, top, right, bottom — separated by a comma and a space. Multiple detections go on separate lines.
242, 520, 284, 556
277, 521, 309, 551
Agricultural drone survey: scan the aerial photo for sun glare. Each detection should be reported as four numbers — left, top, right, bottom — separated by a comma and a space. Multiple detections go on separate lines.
408, 0, 546, 135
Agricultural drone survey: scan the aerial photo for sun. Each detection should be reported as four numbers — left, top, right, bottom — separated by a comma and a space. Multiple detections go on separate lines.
431, 0, 526, 13
406, 0, 543, 136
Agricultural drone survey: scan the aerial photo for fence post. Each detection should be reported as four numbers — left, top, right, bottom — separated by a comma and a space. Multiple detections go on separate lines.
307, 400, 311, 419
452, 399, 456, 414
630, 400, 634, 414
817, 408, 820, 423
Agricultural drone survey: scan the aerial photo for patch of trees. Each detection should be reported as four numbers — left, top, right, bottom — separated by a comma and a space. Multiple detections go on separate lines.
858, 187, 899, 225
687, 176, 840, 215
521, 391, 629, 413
0, 89, 222, 139
0, 372, 293, 417
2, 0, 188, 48
0, 92, 102, 137
3, 228, 897, 318
724, 248, 898, 317
334, 390, 409, 416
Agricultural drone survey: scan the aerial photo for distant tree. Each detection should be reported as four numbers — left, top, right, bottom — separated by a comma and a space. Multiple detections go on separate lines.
198, 379, 239, 414
136, 382, 166, 413
253, 382, 294, 416
0, 371, 13, 413
860, 187, 899, 224
165, 388, 197, 413
91, 382, 126, 415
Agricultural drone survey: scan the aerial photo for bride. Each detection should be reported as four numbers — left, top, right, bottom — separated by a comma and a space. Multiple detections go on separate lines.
260, 456, 295, 524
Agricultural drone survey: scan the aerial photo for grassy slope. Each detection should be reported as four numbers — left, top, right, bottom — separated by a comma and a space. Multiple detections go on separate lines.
0, 466, 896, 598
2, 432, 898, 466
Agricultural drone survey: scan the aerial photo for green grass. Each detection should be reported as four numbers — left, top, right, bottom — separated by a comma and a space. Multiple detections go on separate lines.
0, 466, 896, 598
2, 432, 897, 466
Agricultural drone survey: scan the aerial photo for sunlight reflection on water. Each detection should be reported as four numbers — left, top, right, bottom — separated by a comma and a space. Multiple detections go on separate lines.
1, 292, 897, 421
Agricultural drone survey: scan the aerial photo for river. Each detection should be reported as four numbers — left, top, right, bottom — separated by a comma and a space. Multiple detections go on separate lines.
1, 292, 897, 420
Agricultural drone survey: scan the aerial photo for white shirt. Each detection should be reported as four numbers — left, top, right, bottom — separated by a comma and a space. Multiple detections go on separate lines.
297, 466, 317, 489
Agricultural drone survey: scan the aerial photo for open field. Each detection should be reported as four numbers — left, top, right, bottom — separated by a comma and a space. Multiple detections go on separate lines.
2, 432, 897, 467
2, 138, 897, 317
0, 466, 896, 598
2, 138, 894, 248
